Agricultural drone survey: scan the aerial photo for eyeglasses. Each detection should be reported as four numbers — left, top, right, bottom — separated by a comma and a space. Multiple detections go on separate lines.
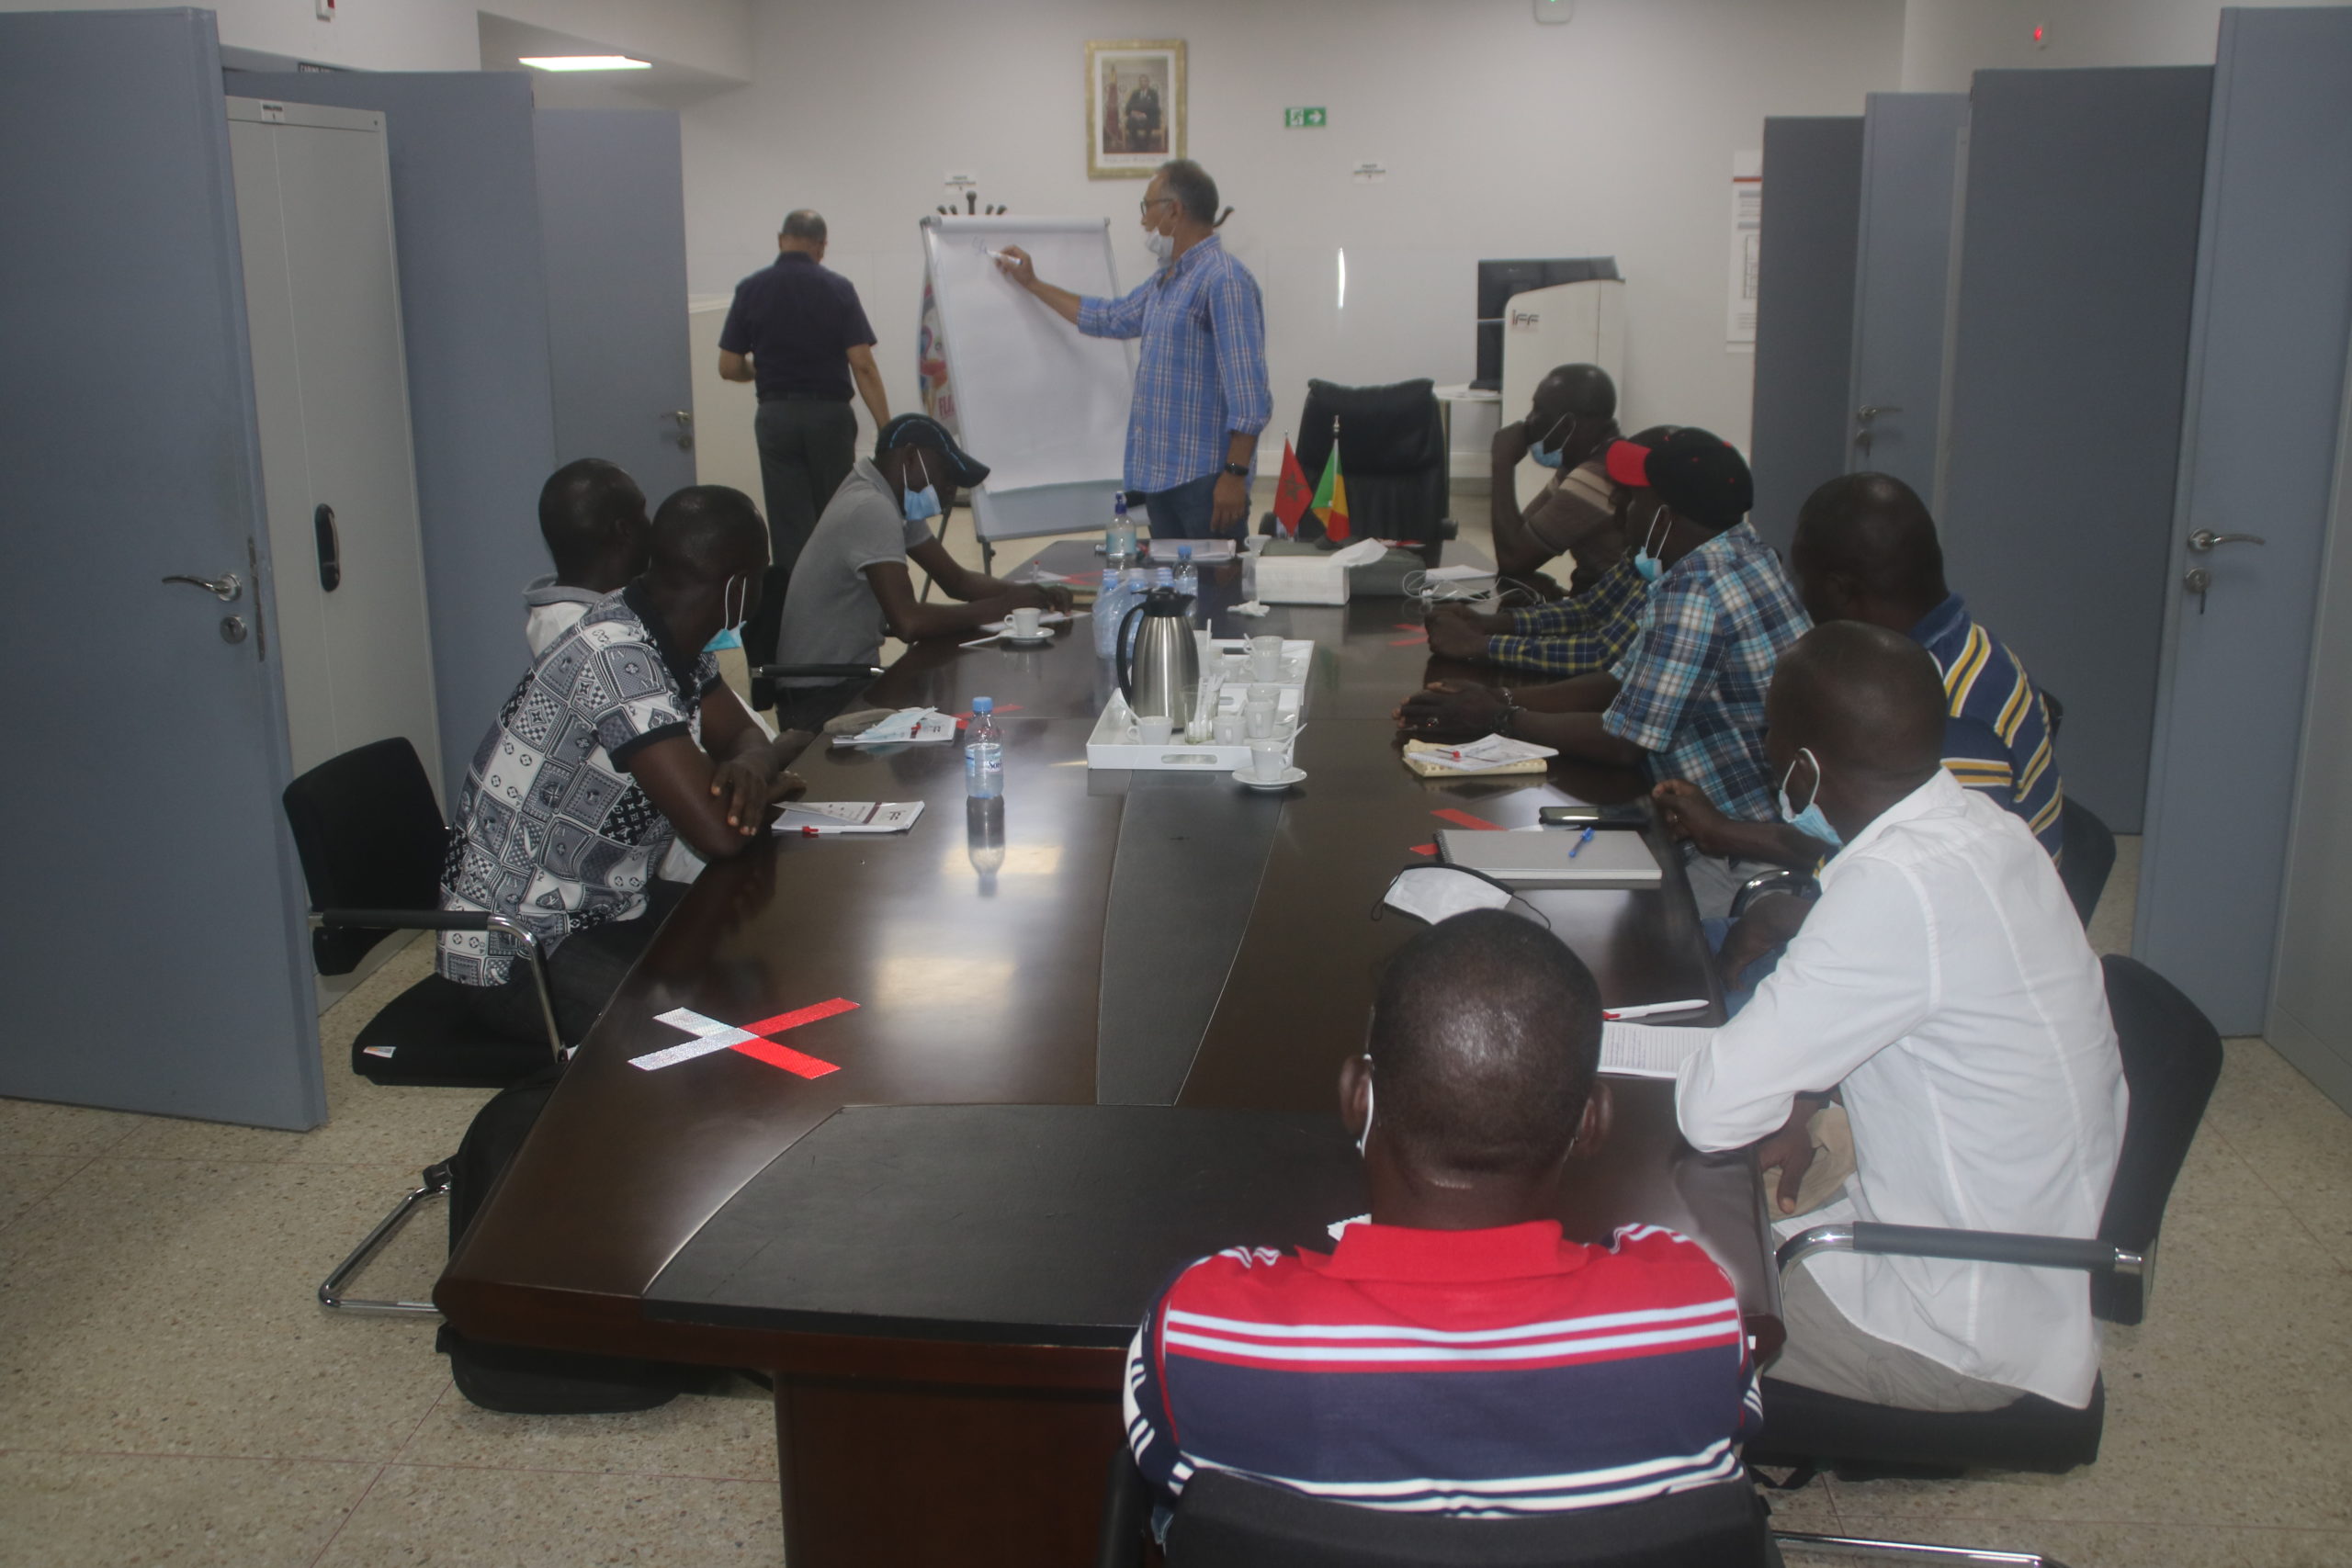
1138, 197, 1176, 215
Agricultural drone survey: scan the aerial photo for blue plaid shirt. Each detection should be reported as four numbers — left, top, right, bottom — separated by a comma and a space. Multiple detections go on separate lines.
1079, 236, 1272, 492
1604, 523, 1812, 822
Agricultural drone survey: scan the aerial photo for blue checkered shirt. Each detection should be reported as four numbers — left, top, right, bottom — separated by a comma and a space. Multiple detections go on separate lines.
1078, 236, 1272, 492
1487, 558, 1652, 678
1604, 523, 1812, 822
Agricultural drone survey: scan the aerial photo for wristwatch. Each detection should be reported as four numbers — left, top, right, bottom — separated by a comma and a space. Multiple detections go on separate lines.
1221, 461, 1250, 478
1495, 688, 1520, 739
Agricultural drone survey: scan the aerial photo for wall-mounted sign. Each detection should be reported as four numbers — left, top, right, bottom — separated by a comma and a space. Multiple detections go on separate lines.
1283, 107, 1328, 128
1351, 162, 1386, 185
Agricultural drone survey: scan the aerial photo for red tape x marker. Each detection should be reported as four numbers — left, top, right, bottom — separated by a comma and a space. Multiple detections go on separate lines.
731, 997, 858, 1077
741, 998, 859, 1035
1388, 623, 1429, 647
1408, 842, 1437, 857
1431, 808, 1503, 830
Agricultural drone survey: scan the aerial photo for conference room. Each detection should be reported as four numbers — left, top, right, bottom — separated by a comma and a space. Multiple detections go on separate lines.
6, 1, 2352, 1564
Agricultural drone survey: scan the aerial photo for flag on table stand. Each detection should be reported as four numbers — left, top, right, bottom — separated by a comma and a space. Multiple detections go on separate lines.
1311, 420, 1351, 542
1272, 438, 1313, 536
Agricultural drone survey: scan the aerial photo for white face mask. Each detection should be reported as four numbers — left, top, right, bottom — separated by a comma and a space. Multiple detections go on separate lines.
1380, 864, 1517, 925
1144, 227, 1176, 264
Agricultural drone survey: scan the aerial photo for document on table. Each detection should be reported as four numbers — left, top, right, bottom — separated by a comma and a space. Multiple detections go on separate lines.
1600, 1021, 1709, 1080
831, 708, 958, 747
775, 801, 928, 834
1410, 733, 1558, 772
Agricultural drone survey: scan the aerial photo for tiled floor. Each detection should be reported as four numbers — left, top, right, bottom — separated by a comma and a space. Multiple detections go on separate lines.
7, 522, 2351, 1564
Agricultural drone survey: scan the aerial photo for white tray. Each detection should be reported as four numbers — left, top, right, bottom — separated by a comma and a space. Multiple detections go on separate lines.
1084, 703, 1298, 773
1202, 637, 1312, 691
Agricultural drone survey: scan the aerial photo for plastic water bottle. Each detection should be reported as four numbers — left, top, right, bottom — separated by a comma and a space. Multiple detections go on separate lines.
1121, 568, 1152, 663
1174, 545, 1200, 623
1106, 492, 1136, 566
964, 696, 1003, 800
1093, 567, 1128, 658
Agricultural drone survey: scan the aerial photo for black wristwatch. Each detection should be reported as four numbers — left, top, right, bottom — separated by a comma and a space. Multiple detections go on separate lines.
1221, 461, 1250, 478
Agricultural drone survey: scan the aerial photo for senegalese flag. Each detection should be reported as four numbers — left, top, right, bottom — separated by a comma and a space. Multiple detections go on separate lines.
1311, 440, 1351, 543
1272, 438, 1314, 536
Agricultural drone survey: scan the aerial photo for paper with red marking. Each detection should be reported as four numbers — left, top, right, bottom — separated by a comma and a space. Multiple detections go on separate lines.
730, 1035, 841, 1078
1430, 808, 1503, 830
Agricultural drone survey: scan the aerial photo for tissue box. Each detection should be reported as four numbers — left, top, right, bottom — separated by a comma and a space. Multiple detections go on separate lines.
1255, 542, 1351, 604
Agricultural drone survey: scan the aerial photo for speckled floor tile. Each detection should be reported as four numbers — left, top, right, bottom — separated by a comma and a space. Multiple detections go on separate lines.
399, 1379, 778, 1483
2204, 1036, 2352, 1267
312, 1462, 782, 1567
0, 1450, 377, 1568
1758, 1474, 1840, 1533
0, 1156, 452, 1460
0, 1094, 146, 1158
1819, 1514, 2352, 1568
0, 1156, 88, 1232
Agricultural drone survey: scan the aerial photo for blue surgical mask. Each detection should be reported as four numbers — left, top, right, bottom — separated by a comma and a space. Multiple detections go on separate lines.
703, 572, 749, 653
1777, 746, 1843, 849
1632, 505, 1671, 583
901, 452, 942, 525
1530, 412, 1572, 468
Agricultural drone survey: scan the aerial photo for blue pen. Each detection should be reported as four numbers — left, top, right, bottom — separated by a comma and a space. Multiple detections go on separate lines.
1566, 826, 1596, 859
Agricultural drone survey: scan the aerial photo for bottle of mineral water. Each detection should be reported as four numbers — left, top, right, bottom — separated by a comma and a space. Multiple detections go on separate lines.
964, 696, 1003, 800
1174, 545, 1200, 624
1106, 492, 1136, 566
1094, 567, 1128, 659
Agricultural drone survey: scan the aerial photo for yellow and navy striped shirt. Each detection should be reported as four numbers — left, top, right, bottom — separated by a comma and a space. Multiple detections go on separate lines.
1909, 594, 2064, 859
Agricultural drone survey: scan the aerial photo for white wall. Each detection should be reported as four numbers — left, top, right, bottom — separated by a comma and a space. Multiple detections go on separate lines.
681, 0, 1906, 459
1899, 0, 2347, 90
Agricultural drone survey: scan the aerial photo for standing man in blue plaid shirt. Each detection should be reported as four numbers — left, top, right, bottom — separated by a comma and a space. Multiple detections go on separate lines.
1401, 430, 1812, 916
996, 160, 1272, 538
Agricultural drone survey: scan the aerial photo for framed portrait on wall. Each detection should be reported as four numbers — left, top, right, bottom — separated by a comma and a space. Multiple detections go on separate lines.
1086, 40, 1184, 178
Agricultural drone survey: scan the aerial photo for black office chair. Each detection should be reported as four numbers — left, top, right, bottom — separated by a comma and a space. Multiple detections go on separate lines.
1748, 955, 2222, 1491
741, 558, 891, 713
281, 736, 564, 1314
2057, 797, 2115, 928
1279, 378, 1452, 545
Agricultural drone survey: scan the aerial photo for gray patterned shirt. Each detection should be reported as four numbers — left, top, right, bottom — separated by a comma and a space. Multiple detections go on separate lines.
437, 582, 718, 986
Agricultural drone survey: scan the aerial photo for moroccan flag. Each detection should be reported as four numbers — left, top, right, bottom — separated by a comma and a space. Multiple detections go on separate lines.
1311, 443, 1351, 543
1272, 439, 1313, 536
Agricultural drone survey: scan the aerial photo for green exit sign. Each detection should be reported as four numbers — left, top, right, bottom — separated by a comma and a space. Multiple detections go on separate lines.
1283, 107, 1328, 129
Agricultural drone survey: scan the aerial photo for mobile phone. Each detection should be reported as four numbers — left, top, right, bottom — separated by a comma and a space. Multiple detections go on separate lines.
1540, 803, 1648, 829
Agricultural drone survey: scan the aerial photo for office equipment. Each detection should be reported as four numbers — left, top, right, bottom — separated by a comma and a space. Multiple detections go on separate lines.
1439, 827, 1663, 888
1476, 256, 1620, 389
920, 215, 1133, 539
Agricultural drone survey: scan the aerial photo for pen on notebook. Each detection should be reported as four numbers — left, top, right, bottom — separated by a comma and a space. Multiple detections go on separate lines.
1566, 826, 1596, 859
1602, 998, 1711, 1021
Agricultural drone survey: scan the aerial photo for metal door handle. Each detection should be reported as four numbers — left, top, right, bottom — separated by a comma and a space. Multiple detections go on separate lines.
2187, 529, 2266, 552
666, 410, 694, 428
314, 503, 341, 592
163, 571, 243, 603
1856, 405, 1905, 423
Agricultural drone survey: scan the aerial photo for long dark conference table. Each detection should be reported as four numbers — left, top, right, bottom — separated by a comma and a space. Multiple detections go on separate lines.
435, 543, 1778, 1565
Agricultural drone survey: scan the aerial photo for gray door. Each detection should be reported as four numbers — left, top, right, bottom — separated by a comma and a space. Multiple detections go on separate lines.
2139, 10, 2352, 1039
536, 109, 697, 499
1935, 68, 2213, 834
1747, 117, 1863, 553
0, 11, 322, 1127
1846, 93, 1967, 501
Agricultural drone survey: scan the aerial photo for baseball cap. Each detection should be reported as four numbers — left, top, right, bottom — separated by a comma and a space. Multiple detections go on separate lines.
875, 413, 990, 487
1602, 428, 1753, 529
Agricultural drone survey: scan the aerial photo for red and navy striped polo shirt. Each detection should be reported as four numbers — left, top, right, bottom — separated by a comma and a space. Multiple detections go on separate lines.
1908, 592, 2064, 859
1124, 1219, 1760, 1517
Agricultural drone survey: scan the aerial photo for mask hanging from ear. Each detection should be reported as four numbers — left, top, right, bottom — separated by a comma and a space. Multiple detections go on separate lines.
1632, 505, 1672, 583
1355, 1064, 1376, 1157
1531, 413, 1574, 468
703, 572, 748, 653
1776, 746, 1843, 849
901, 452, 943, 525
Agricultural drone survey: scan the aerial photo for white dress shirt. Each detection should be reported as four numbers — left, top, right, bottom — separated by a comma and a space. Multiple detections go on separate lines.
1608, 769, 2125, 1407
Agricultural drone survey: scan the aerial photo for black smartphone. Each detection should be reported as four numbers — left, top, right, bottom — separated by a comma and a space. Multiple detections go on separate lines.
1539, 803, 1649, 829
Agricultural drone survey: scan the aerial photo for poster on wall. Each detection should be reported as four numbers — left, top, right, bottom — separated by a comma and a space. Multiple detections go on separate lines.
1087, 39, 1184, 179
1727, 148, 1761, 351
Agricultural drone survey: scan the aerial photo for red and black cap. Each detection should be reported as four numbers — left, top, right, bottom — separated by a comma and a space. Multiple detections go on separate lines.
1602, 428, 1753, 529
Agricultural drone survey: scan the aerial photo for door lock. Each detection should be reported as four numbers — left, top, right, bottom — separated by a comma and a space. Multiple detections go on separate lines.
2184, 565, 2212, 614
668, 409, 695, 452
163, 571, 243, 603
220, 615, 249, 644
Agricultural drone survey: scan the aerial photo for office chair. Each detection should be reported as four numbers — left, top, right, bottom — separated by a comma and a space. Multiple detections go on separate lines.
2057, 798, 2115, 927
281, 736, 564, 1314
1284, 378, 1452, 545
1748, 954, 2222, 1492
741, 560, 892, 712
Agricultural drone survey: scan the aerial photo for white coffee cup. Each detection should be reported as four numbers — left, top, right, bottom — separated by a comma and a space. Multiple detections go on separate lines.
1250, 636, 1284, 682
1212, 713, 1243, 744
1136, 714, 1173, 745
1244, 700, 1277, 739
1008, 606, 1044, 639
1248, 737, 1287, 782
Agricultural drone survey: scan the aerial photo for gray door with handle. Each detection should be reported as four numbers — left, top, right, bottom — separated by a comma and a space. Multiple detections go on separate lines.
1846, 93, 1967, 502
536, 109, 697, 499
0, 11, 322, 1127
2139, 9, 2352, 1037
1747, 117, 1863, 553
1935, 67, 2213, 834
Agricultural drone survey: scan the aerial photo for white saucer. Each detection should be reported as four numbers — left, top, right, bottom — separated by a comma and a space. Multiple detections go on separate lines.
1233, 765, 1306, 790
998, 633, 1056, 648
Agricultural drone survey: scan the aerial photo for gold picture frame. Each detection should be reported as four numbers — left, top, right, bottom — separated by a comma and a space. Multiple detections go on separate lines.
1086, 39, 1184, 179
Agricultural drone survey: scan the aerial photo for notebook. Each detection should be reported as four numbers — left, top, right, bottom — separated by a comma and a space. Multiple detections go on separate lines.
1436, 827, 1663, 889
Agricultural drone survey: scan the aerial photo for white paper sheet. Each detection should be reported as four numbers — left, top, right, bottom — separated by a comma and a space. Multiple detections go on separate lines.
1600, 1021, 1708, 1080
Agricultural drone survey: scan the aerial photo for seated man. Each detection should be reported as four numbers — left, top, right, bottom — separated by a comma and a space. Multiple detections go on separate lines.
438, 485, 805, 1045
524, 457, 650, 656
1400, 430, 1811, 917
768, 412, 1071, 729
1488, 362, 1622, 588
1656, 471, 2068, 990
1610, 624, 2124, 1413
1426, 423, 1682, 677
1126, 910, 1759, 1519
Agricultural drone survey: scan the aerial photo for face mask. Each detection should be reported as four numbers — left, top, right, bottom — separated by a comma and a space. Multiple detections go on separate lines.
1144, 227, 1176, 264
1356, 1060, 1376, 1157
703, 572, 748, 653
901, 452, 942, 525
1777, 746, 1843, 849
1632, 505, 1672, 583
1380, 864, 1517, 925
1530, 413, 1574, 468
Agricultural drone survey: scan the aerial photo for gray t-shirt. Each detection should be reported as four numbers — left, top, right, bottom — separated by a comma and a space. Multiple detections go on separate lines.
775, 459, 932, 686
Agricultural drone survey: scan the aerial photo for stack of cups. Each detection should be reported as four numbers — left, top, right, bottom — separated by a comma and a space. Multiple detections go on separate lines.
1243, 685, 1278, 740
1249, 636, 1284, 684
